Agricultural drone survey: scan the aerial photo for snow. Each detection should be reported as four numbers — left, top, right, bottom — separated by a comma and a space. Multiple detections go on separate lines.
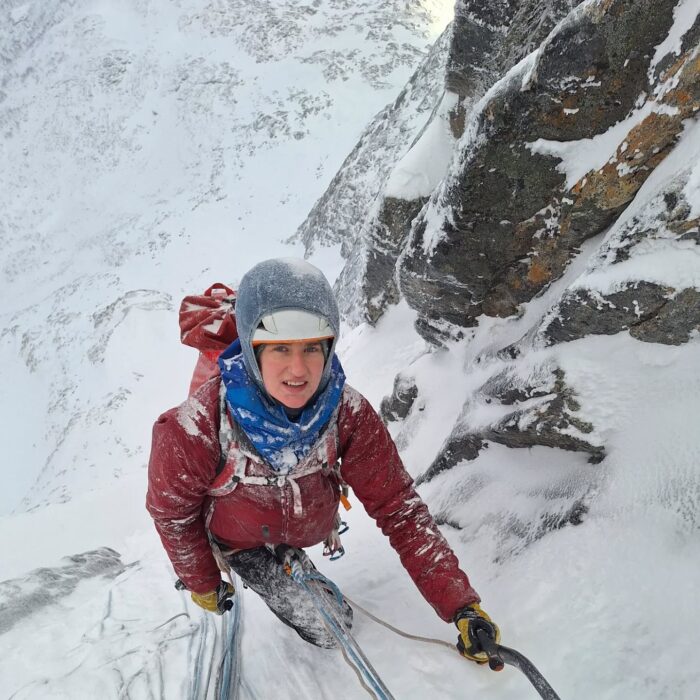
571, 237, 700, 293
680, 118, 700, 218
562, 116, 700, 299
202, 319, 223, 334
9, 3, 29, 23
177, 398, 207, 438
0, 0, 446, 515
649, 0, 700, 77
275, 257, 328, 281
384, 91, 458, 200
2, 1, 700, 699
527, 101, 680, 191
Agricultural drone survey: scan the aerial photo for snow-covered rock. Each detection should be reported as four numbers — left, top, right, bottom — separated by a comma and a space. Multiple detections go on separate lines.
540, 121, 700, 346
400, 0, 699, 343
2, 2, 700, 699
292, 23, 452, 257
356, 0, 699, 561
299, 0, 583, 326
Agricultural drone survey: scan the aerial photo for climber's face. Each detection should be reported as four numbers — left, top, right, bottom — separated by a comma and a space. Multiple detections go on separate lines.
257, 341, 325, 409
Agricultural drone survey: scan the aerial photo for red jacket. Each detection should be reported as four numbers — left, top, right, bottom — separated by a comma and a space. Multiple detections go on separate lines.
146, 378, 479, 621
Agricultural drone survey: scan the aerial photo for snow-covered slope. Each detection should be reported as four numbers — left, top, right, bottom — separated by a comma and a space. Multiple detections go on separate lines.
0, 0, 452, 515
291, 21, 452, 257
2, 1, 700, 699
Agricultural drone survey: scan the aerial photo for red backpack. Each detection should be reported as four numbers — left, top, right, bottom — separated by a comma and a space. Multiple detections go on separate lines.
179, 283, 238, 395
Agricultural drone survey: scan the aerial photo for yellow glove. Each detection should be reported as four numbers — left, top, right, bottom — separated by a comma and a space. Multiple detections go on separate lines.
190, 581, 235, 614
455, 603, 501, 664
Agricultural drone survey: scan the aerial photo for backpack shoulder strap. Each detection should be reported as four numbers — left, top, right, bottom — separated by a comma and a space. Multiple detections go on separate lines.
216, 380, 231, 476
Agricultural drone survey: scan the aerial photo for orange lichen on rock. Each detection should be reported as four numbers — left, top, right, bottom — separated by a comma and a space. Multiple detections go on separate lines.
660, 51, 699, 88
569, 111, 681, 212
527, 259, 552, 285
669, 217, 700, 235
561, 49, 697, 213
662, 53, 700, 111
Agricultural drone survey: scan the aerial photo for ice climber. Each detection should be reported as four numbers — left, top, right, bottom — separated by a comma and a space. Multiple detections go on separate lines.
146, 257, 500, 660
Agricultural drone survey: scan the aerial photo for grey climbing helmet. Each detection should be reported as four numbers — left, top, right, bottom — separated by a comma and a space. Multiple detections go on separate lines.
235, 258, 340, 392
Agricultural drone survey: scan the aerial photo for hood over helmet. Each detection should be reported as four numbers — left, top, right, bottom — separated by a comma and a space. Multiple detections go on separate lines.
235, 257, 340, 394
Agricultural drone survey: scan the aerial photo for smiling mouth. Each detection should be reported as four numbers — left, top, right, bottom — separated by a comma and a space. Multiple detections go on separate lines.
283, 381, 307, 388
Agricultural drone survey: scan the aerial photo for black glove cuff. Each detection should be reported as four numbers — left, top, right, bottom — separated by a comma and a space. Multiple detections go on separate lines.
215, 581, 234, 613
454, 606, 497, 652
454, 605, 480, 626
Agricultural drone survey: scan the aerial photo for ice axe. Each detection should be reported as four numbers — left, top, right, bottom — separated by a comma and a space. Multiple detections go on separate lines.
473, 628, 562, 699
457, 628, 562, 700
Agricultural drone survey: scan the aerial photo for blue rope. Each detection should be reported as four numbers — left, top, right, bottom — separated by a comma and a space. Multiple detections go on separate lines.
290, 563, 394, 700
295, 569, 344, 606
218, 576, 242, 700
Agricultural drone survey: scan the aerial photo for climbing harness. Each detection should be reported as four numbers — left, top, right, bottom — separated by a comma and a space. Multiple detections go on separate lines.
206, 383, 351, 559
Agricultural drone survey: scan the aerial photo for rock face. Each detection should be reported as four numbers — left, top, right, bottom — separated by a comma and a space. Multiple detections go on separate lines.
540, 186, 700, 347
336, 194, 430, 324
380, 373, 419, 422
302, 0, 699, 540
445, 1, 582, 112
411, 361, 604, 488
300, 1, 581, 325
318, 30, 452, 324
401, 0, 699, 344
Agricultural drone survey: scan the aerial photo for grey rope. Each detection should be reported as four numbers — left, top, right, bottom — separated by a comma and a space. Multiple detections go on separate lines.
327, 615, 380, 700
344, 595, 458, 653
291, 567, 394, 700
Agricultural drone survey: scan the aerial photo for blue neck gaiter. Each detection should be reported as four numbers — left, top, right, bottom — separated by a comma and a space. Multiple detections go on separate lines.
218, 339, 345, 473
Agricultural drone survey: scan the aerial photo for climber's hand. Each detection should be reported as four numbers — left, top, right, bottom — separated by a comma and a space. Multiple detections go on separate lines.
455, 603, 501, 664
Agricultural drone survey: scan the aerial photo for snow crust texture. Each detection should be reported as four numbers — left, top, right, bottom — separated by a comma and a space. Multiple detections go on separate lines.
0, 547, 125, 636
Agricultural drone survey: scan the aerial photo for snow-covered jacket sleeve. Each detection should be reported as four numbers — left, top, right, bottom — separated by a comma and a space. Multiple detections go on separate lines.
145, 380, 222, 594
337, 386, 479, 621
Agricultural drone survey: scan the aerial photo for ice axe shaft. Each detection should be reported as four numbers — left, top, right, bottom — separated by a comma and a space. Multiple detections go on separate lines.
476, 629, 562, 700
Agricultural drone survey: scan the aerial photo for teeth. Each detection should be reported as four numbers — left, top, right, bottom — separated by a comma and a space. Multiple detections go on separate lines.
285, 381, 305, 387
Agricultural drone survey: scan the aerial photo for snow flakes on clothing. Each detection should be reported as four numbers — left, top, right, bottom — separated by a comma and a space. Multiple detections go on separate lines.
340, 383, 365, 415
176, 397, 214, 446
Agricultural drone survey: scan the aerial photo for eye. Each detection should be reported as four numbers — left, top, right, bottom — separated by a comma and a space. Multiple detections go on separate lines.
305, 343, 322, 353
271, 344, 289, 353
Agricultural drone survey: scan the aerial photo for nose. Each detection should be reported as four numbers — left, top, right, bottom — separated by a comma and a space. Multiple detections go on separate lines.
289, 347, 307, 376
